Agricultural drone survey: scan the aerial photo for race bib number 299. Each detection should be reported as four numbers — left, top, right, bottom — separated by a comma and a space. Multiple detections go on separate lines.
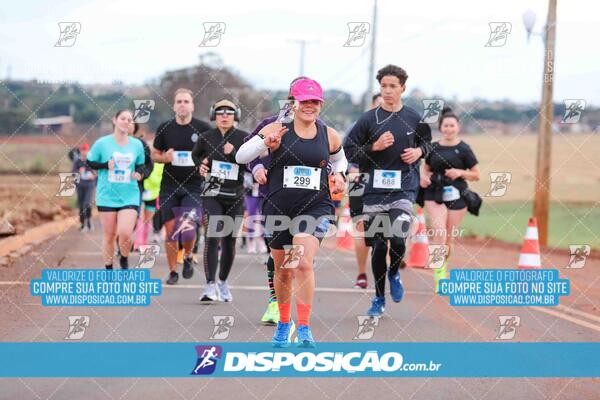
283, 166, 321, 190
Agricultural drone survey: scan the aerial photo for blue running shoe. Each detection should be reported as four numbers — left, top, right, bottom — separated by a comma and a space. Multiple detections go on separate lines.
295, 325, 316, 348
388, 270, 404, 303
272, 321, 296, 348
367, 296, 386, 317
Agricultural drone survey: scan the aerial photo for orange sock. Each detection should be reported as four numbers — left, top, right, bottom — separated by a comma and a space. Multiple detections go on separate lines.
296, 303, 312, 327
278, 303, 291, 323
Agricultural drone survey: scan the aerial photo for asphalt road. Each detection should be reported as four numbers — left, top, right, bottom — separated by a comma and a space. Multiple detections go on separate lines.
0, 221, 598, 399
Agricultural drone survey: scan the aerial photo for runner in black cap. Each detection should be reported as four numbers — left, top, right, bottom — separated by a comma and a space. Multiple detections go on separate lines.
193, 99, 249, 302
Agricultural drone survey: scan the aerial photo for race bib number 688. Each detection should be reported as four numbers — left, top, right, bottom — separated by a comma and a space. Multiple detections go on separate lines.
373, 169, 401, 189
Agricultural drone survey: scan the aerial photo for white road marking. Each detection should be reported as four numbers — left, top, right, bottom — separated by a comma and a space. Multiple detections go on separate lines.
554, 304, 600, 324
530, 306, 600, 333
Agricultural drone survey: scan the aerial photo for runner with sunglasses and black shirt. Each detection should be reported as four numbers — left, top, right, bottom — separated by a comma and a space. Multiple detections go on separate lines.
193, 100, 249, 303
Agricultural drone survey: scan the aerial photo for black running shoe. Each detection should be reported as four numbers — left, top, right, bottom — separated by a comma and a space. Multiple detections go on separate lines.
105, 264, 113, 270
166, 271, 179, 285
119, 255, 129, 270
182, 256, 194, 279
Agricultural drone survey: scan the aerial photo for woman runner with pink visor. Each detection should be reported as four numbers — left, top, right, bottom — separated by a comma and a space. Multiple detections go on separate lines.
236, 78, 348, 347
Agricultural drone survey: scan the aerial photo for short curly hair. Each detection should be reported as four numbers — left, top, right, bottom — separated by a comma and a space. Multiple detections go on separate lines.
376, 65, 408, 85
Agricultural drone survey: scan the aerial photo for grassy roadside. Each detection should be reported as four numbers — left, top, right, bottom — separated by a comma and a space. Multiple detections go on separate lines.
458, 201, 600, 249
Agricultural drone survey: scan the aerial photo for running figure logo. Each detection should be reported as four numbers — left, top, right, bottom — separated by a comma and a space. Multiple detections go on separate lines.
201, 175, 223, 197
281, 245, 304, 269
485, 172, 512, 197
485, 22, 512, 47
56, 173, 80, 197
347, 172, 369, 197
353, 316, 380, 340
566, 245, 590, 269
199, 22, 226, 47
55, 22, 81, 47
421, 100, 445, 124
64, 316, 90, 340
171, 209, 200, 241
344, 22, 370, 47
136, 244, 160, 269
133, 100, 155, 123
427, 245, 449, 269
210, 316, 234, 340
561, 99, 586, 124
496, 315, 520, 340
277, 100, 298, 124
191, 345, 222, 375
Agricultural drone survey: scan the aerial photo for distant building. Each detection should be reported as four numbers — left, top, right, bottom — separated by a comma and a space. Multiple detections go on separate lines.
32, 116, 74, 135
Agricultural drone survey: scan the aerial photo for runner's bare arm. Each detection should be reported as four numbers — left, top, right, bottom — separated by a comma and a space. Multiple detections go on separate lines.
445, 165, 480, 181
327, 126, 342, 154
151, 147, 173, 163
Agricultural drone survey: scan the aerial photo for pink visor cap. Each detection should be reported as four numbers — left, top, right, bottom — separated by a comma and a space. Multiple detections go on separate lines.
290, 78, 324, 102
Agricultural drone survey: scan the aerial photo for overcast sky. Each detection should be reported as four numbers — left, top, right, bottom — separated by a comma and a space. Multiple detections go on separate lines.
1, 0, 598, 105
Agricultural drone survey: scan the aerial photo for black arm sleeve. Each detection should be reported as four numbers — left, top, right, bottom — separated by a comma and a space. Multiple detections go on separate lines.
135, 164, 146, 175
191, 134, 205, 166
85, 160, 109, 170
415, 122, 433, 160
138, 140, 154, 179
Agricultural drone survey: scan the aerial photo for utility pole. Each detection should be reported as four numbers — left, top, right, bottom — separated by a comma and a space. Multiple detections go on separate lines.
365, 0, 378, 109
289, 39, 317, 76
533, 0, 557, 246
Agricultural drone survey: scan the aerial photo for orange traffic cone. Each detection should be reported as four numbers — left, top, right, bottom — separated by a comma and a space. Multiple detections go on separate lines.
336, 205, 354, 250
407, 208, 429, 268
518, 217, 542, 269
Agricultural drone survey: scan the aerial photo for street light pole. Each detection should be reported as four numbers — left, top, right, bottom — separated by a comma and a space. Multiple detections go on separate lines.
288, 39, 317, 76
365, 0, 378, 109
533, 0, 557, 246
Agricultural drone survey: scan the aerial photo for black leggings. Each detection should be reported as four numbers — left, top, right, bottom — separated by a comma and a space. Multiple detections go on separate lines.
366, 209, 411, 298
202, 197, 244, 283
260, 198, 276, 302
76, 185, 94, 225
264, 236, 276, 302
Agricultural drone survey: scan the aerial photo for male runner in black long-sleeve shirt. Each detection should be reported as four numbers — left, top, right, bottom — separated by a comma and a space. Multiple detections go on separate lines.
344, 64, 431, 317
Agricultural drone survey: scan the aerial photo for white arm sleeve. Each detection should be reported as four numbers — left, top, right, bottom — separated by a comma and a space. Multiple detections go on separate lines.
329, 147, 348, 174
235, 135, 269, 164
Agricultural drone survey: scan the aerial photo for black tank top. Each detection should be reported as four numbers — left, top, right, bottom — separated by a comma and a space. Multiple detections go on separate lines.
267, 121, 332, 206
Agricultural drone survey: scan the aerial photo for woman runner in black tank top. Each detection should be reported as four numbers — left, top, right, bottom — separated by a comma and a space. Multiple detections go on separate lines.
420, 107, 480, 293
265, 120, 333, 215
255, 78, 346, 348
